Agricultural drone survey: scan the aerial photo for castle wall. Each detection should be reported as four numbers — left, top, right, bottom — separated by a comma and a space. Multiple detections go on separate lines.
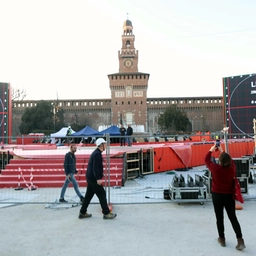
12, 96, 223, 135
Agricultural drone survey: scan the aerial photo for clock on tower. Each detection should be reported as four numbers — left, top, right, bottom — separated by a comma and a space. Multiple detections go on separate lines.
124, 59, 133, 68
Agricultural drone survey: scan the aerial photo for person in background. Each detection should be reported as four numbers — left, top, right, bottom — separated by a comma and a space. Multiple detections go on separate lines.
66, 126, 72, 144
79, 138, 117, 220
126, 124, 133, 146
66, 126, 72, 136
204, 143, 245, 251
119, 124, 126, 146
59, 144, 84, 203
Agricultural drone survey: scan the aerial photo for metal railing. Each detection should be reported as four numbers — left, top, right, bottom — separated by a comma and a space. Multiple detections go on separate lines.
0, 133, 256, 206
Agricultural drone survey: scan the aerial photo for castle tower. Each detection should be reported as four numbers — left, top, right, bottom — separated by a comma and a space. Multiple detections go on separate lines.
108, 18, 150, 131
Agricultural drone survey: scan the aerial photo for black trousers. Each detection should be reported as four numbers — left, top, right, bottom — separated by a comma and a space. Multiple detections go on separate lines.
120, 136, 125, 146
212, 192, 242, 239
80, 178, 110, 215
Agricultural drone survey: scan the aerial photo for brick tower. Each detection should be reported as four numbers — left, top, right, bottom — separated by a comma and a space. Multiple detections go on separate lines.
108, 19, 149, 132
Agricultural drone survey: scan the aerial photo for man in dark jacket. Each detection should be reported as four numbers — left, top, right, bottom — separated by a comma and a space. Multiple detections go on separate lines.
59, 144, 84, 203
119, 124, 126, 146
79, 138, 117, 220
126, 124, 133, 146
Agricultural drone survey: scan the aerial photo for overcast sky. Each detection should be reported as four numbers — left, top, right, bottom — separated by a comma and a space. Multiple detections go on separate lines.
1, 0, 256, 100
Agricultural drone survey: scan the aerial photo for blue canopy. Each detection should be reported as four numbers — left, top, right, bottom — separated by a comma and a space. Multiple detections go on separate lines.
71, 126, 98, 136
96, 125, 120, 136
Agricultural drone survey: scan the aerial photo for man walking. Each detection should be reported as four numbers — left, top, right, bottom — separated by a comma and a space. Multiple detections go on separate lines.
59, 144, 84, 203
126, 124, 133, 146
79, 138, 117, 220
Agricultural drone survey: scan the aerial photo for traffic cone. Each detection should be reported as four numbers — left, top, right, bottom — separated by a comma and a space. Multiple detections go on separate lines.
101, 203, 113, 214
108, 203, 113, 212
235, 203, 243, 210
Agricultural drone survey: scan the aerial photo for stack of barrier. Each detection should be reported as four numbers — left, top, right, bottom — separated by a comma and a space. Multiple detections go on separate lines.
201, 169, 212, 195
202, 156, 251, 195
250, 156, 256, 183
233, 157, 251, 194
169, 173, 207, 203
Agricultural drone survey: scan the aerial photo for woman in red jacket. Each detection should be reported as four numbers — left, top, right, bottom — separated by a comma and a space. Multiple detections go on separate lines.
204, 144, 245, 250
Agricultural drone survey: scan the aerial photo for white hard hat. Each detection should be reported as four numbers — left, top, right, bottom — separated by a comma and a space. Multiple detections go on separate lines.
96, 138, 107, 147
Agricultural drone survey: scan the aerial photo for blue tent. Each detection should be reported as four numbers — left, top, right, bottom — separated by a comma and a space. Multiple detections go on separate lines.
71, 126, 98, 136
96, 125, 120, 136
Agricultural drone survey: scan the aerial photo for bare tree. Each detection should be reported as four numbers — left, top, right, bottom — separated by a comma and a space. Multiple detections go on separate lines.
12, 88, 27, 107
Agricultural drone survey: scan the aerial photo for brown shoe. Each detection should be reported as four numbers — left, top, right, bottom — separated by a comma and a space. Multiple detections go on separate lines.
78, 212, 92, 219
103, 212, 117, 220
218, 237, 226, 247
236, 238, 246, 250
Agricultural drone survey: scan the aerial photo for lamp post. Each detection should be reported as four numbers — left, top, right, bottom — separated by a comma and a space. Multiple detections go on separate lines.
52, 103, 58, 132
190, 119, 194, 132
53, 105, 56, 132
120, 114, 123, 125
223, 126, 229, 153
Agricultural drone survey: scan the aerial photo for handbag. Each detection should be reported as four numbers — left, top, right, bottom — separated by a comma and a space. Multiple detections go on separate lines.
234, 177, 244, 203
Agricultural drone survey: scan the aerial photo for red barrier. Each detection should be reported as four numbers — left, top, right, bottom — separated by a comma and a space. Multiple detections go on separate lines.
228, 141, 254, 157
189, 141, 254, 167
154, 141, 255, 172
153, 146, 190, 172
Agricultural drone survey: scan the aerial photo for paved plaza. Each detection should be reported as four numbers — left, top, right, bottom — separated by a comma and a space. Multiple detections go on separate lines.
0, 198, 255, 256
